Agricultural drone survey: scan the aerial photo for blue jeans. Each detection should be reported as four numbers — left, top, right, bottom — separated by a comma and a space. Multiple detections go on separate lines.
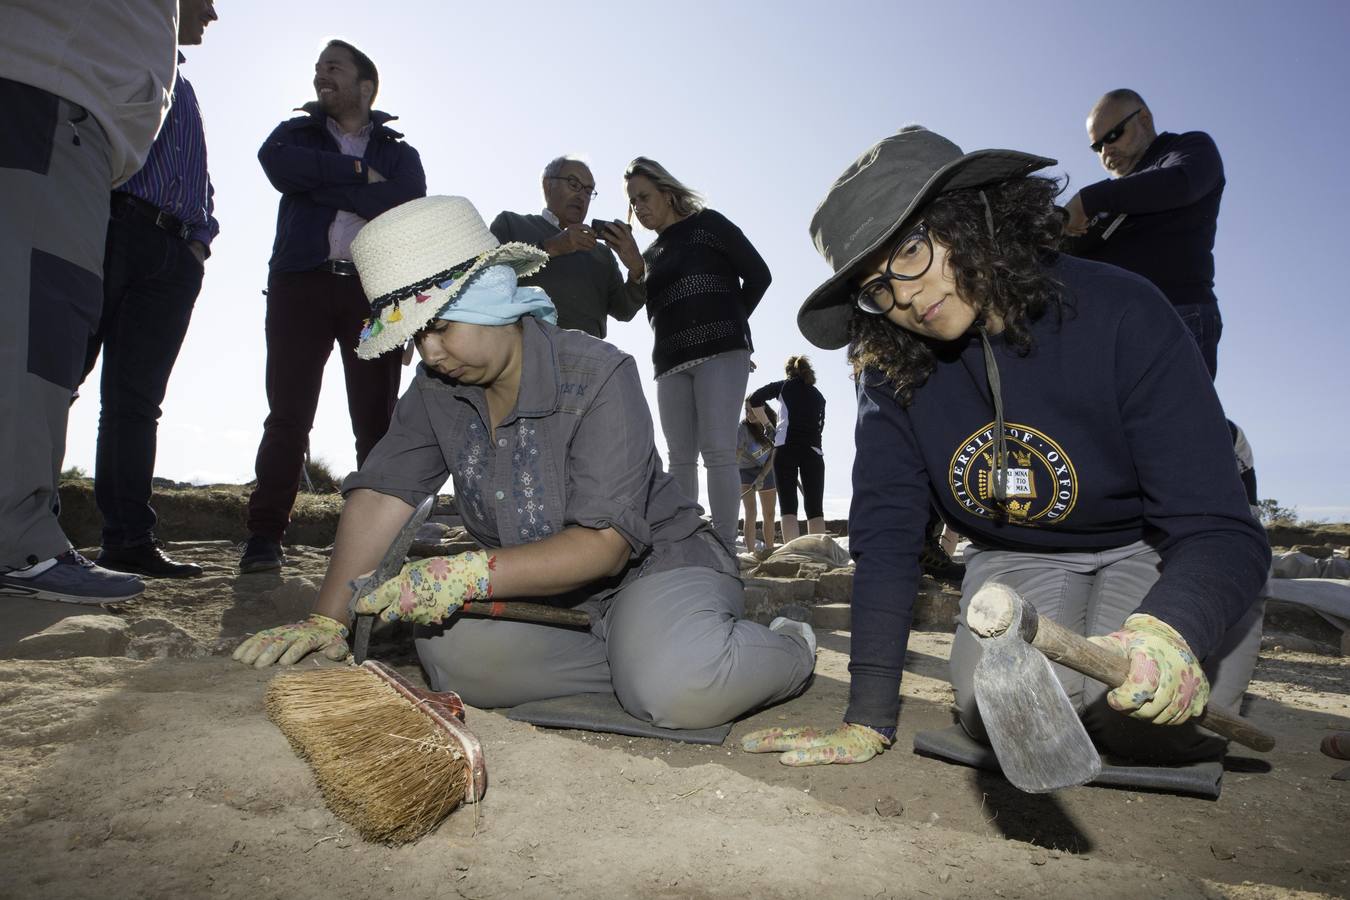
1174, 302, 1222, 379
82, 208, 204, 549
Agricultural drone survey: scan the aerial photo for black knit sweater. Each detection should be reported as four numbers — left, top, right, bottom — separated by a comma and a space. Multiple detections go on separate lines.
642, 209, 771, 377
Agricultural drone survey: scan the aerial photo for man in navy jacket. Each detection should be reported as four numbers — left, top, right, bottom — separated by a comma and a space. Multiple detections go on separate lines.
240, 39, 426, 573
1063, 89, 1258, 513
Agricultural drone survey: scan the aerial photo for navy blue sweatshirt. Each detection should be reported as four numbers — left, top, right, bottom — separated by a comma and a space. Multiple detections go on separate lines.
845, 254, 1269, 727
258, 105, 427, 273
1064, 131, 1224, 308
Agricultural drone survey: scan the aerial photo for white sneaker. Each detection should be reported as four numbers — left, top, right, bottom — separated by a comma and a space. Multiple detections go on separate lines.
769, 615, 817, 657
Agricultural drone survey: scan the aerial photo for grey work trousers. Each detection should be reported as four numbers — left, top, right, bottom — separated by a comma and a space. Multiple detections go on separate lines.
949, 540, 1264, 763
656, 350, 751, 546
415, 566, 814, 730
0, 82, 112, 569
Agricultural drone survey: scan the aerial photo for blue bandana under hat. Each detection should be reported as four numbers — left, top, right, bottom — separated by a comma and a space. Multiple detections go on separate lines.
437, 265, 557, 326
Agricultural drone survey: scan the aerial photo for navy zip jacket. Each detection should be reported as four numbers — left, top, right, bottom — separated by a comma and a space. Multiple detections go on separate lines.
845, 253, 1269, 727
258, 103, 427, 273
1064, 131, 1224, 308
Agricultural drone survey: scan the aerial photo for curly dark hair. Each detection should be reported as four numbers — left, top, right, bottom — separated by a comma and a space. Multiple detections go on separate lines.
847, 175, 1067, 405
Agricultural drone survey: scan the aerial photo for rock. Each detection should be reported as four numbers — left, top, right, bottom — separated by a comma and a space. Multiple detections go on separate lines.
913, 580, 961, 629
754, 560, 802, 578
1261, 632, 1340, 656
414, 521, 453, 544
874, 797, 903, 817
815, 568, 854, 603
261, 577, 319, 619
813, 603, 851, 631
742, 577, 816, 623
12, 615, 131, 659
127, 617, 200, 659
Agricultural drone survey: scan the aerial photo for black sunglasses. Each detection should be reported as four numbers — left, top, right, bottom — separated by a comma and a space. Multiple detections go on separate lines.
1089, 109, 1142, 154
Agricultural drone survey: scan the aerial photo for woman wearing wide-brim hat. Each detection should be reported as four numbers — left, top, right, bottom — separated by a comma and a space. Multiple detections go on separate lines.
234, 196, 814, 730
742, 126, 1269, 766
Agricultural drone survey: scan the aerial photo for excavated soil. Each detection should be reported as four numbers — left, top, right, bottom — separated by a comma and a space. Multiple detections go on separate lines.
1, 507, 1348, 898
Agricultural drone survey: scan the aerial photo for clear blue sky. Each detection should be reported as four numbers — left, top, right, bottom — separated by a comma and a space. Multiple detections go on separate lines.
66, 0, 1350, 521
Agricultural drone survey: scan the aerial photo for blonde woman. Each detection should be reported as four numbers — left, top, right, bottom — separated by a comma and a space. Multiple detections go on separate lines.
625, 157, 770, 547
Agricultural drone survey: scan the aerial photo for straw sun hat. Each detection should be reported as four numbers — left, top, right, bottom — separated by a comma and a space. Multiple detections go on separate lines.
353, 196, 549, 359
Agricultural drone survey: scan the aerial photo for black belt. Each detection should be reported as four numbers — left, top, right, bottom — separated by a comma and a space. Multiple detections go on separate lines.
315, 259, 359, 277
111, 192, 192, 241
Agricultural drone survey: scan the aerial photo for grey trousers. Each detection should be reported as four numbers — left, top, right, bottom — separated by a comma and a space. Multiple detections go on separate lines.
656, 350, 752, 546
0, 83, 112, 569
415, 566, 814, 730
949, 540, 1264, 763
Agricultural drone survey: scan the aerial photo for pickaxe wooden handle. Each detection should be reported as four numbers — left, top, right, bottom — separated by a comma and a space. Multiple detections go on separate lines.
968, 583, 1275, 752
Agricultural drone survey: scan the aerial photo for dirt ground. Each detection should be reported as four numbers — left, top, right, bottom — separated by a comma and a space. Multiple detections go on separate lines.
2, 537, 1347, 900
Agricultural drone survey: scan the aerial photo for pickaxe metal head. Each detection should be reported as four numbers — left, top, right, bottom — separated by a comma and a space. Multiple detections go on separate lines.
968, 582, 1102, 793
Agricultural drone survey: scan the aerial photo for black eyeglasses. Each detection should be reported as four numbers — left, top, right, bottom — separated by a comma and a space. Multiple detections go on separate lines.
546, 175, 598, 198
854, 224, 934, 315
1089, 109, 1142, 154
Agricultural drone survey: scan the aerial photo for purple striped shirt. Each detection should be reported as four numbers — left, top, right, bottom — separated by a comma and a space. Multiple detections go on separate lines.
120, 55, 219, 248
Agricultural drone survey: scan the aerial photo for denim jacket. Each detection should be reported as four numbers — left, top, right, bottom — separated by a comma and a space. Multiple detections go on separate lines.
343, 318, 735, 601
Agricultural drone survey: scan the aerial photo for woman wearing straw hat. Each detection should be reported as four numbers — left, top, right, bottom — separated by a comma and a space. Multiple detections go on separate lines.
234, 196, 813, 730
741, 126, 1269, 766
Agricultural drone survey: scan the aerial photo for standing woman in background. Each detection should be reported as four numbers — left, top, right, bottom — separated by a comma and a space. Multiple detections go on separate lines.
625, 157, 771, 547
737, 401, 778, 555
748, 356, 827, 543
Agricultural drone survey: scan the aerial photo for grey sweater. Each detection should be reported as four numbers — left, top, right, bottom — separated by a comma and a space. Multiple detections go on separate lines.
490, 211, 646, 339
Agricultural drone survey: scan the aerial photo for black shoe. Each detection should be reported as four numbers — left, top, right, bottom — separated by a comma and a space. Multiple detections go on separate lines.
97, 542, 203, 579
239, 535, 284, 573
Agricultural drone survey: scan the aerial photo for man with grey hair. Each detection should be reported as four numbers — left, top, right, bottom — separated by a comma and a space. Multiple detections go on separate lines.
490, 156, 645, 338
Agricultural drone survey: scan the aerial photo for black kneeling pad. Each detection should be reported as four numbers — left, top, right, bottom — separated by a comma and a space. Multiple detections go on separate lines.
506, 691, 730, 746
913, 724, 1224, 798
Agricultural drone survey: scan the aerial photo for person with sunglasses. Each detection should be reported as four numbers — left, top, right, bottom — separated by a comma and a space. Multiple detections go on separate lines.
1062, 89, 1227, 379
489, 155, 646, 339
1063, 90, 1260, 517
741, 126, 1269, 769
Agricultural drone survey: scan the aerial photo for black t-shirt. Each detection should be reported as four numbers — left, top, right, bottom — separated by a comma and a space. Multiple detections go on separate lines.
748, 378, 825, 448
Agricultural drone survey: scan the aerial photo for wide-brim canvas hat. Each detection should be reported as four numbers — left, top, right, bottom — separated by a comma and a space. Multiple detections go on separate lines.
798, 126, 1056, 350
353, 196, 549, 359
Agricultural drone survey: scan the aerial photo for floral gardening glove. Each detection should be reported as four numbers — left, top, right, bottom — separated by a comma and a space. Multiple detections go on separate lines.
232, 614, 350, 669
1087, 613, 1211, 725
741, 722, 891, 766
352, 550, 493, 626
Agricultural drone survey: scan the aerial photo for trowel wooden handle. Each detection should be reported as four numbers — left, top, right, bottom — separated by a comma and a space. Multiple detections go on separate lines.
460, 600, 591, 628
1032, 615, 1276, 752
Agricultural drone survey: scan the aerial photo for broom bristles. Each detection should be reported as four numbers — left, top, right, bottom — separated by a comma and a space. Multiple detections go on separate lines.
266, 666, 470, 844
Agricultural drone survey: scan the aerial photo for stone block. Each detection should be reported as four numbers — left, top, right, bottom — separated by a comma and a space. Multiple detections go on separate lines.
743, 577, 816, 623
914, 581, 961, 630
812, 603, 852, 631
815, 568, 854, 603
262, 577, 319, 620
127, 617, 201, 659
754, 560, 802, 578
12, 615, 131, 659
